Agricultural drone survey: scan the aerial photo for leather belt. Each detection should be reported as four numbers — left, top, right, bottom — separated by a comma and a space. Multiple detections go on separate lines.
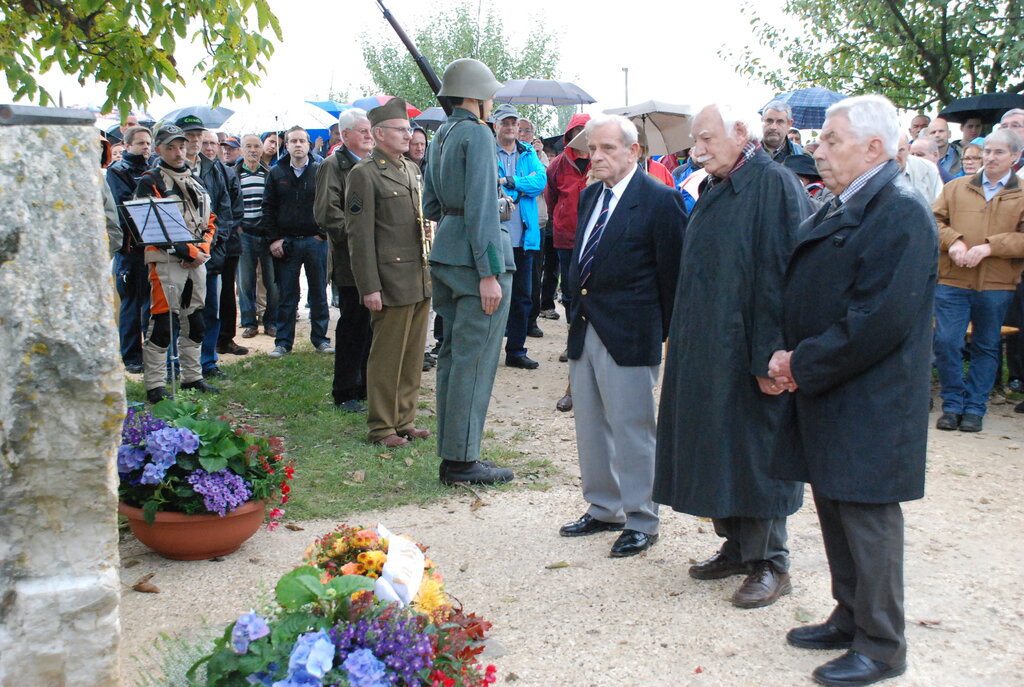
443, 208, 464, 216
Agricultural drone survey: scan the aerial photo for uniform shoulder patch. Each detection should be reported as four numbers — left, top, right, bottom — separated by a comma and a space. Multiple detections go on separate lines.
349, 193, 363, 215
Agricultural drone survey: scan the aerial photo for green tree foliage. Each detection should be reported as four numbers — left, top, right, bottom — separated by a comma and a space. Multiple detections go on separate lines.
723, 0, 1024, 109
0, 0, 282, 116
361, 1, 560, 133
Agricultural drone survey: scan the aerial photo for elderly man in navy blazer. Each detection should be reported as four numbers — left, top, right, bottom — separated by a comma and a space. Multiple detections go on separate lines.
557, 114, 687, 557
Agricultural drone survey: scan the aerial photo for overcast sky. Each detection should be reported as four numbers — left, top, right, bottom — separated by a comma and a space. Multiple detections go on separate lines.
0, 0, 942, 133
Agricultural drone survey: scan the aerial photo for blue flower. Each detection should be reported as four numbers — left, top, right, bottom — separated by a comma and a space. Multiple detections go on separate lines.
271, 629, 334, 687
139, 462, 167, 485
343, 648, 388, 687
246, 662, 280, 686
117, 445, 147, 473
232, 612, 270, 654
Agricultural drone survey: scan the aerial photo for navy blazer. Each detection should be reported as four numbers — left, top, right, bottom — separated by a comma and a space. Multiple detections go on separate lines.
567, 167, 687, 366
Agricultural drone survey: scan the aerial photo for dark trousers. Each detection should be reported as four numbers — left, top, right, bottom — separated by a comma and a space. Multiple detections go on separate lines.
114, 251, 150, 366
712, 516, 790, 572
274, 236, 330, 351
557, 248, 575, 322
332, 285, 371, 404
505, 247, 534, 358
200, 271, 221, 372
217, 254, 239, 346
814, 491, 906, 667
1006, 281, 1024, 381
532, 224, 558, 320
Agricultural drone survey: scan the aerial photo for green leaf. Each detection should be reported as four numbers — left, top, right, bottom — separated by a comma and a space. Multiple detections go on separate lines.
142, 499, 160, 525
275, 566, 327, 610
269, 611, 325, 645
199, 456, 229, 473
327, 574, 375, 598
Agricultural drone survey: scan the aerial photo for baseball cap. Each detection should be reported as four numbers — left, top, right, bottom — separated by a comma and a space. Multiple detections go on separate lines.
491, 104, 520, 123
154, 124, 187, 146
174, 114, 207, 131
220, 136, 241, 148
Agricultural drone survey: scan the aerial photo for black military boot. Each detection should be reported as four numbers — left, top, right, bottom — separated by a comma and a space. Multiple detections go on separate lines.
439, 460, 513, 485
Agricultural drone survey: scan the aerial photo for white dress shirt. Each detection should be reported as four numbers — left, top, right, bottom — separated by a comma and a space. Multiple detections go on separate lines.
579, 163, 639, 255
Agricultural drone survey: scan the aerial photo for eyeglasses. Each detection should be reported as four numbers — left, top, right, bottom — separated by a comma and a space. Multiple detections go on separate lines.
377, 126, 413, 135
518, 128, 534, 133
962, 155, 983, 161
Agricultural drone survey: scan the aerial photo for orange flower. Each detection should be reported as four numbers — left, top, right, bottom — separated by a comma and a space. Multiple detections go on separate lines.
357, 550, 387, 575
352, 529, 380, 548
340, 562, 365, 576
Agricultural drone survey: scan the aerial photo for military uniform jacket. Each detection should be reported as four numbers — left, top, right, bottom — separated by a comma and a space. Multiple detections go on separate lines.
422, 108, 515, 277
345, 148, 431, 307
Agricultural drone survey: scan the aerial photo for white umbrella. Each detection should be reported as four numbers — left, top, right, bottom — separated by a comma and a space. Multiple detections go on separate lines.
494, 79, 596, 106
604, 100, 694, 157
220, 102, 338, 135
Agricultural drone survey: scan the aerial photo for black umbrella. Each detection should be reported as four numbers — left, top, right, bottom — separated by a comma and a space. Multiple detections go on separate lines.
938, 93, 1024, 125
159, 105, 235, 129
413, 106, 447, 132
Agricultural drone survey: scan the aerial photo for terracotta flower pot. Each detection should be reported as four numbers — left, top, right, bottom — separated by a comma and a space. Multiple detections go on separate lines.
118, 500, 266, 561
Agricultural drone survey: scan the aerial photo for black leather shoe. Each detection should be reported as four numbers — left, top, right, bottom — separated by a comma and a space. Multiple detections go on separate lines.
216, 341, 249, 355
958, 413, 982, 432
688, 550, 750, 580
610, 529, 658, 557
787, 622, 855, 650
181, 379, 220, 394
335, 400, 367, 413
146, 387, 171, 404
812, 650, 906, 687
439, 460, 514, 485
203, 365, 228, 379
559, 513, 624, 537
505, 354, 539, 369
935, 411, 960, 430
527, 324, 544, 337
1016, 400, 1024, 414
730, 560, 792, 608
124, 362, 144, 374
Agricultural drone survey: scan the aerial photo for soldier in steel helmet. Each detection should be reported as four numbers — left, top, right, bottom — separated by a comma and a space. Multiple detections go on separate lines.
422, 58, 517, 485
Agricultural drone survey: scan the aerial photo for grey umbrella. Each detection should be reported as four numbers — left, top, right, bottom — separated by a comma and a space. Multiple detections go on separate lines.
603, 100, 694, 157
494, 79, 596, 106
159, 105, 235, 129
413, 106, 448, 132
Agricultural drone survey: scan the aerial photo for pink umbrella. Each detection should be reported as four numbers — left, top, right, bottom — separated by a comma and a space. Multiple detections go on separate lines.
351, 95, 422, 118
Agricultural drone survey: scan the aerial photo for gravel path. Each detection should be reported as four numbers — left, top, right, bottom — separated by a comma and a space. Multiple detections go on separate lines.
119, 310, 1024, 686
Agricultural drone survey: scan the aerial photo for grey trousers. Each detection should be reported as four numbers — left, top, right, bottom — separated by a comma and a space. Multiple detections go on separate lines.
569, 326, 660, 535
712, 516, 790, 573
814, 491, 907, 667
430, 263, 512, 463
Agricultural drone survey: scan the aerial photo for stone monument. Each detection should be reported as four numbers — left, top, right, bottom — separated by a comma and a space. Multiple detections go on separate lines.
0, 104, 125, 686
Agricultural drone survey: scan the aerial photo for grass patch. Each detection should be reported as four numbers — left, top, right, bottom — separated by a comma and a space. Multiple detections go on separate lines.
125, 349, 537, 519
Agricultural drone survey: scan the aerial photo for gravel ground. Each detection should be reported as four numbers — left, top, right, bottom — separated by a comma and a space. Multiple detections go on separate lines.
119, 310, 1024, 686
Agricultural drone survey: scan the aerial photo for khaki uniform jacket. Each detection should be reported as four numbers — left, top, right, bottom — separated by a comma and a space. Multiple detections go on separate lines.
345, 148, 431, 307
934, 171, 1024, 291
422, 108, 515, 277
314, 146, 360, 287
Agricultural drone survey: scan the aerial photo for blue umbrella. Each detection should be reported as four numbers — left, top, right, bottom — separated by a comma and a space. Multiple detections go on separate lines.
159, 105, 235, 129
762, 87, 845, 129
307, 100, 352, 118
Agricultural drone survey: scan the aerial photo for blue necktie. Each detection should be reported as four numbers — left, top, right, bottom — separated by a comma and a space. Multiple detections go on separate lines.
579, 188, 614, 286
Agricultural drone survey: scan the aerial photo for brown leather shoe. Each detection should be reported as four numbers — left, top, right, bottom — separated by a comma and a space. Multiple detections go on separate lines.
730, 560, 792, 608
556, 394, 573, 412
400, 427, 432, 440
374, 434, 410, 448
688, 550, 749, 580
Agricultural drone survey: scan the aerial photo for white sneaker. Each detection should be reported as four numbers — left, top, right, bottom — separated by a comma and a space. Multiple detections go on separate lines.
315, 342, 335, 354
268, 346, 288, 358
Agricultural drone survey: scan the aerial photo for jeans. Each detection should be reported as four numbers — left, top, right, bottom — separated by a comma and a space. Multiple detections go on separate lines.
238, 233, 278, 330
114, 251, 150, 365
557, 248, 575, 322
274, 236, 330, 351
933, 284, 1015, 416
200, 272, 221, 372
505, 247, 534, 358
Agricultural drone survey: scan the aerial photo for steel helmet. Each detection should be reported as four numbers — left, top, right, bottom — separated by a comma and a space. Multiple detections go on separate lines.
437, 58, 503, 101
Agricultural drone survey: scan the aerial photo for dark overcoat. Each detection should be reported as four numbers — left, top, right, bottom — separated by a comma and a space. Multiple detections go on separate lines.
653, 149, 808, 519
773, 161, 936, 503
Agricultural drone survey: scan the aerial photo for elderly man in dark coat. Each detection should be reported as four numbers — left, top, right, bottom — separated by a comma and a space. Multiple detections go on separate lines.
768, 95, 936, 687
654, 104, 810, 609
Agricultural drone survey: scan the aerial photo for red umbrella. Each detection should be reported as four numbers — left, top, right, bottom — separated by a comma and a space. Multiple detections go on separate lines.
351, 95, 422, 118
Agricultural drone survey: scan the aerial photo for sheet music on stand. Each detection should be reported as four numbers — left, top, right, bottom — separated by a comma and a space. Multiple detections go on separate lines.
121, 197, 199, 247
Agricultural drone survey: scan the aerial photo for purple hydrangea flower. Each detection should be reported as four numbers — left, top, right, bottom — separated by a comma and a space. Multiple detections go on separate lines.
245, 662, 279, 686
329, 612, 433, 684
140, 462, 168, 485
271, 630, 333, 687
232, 611, 270, 654
117, 445, 147, 473
343, 649, 388, 687
187, 470, 252, 516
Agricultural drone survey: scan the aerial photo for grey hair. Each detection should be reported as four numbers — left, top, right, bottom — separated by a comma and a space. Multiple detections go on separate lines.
583, 114, 639, 146
337, 108, 369, 132
825, 94, 899, 157
710, 104, 763, 143
1000, 108, 1024, 123
985, 127, 1023, 154
762, 100, 793, 120
912, 137, 939, 155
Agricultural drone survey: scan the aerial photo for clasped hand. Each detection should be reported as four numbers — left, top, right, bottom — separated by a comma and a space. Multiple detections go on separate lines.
759, 350, 799, 395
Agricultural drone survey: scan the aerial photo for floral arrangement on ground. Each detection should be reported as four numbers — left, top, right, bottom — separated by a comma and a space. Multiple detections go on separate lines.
189, 524, 497, 687
118, 396, 294, 527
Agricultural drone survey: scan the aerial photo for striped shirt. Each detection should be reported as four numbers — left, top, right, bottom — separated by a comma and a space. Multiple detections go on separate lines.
237, 162, 269, 229
839, 162, 887, 205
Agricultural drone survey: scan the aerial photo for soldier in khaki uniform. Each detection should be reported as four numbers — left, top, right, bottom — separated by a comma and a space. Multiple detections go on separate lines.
422, 59, 517, 484
346, 98, 432, 447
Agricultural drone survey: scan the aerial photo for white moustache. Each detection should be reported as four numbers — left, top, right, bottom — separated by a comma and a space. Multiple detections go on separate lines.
695, 155, 713, 164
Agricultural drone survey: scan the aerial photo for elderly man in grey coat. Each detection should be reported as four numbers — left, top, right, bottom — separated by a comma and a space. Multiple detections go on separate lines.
769, 95, 937, 687
654, 105, 810, 609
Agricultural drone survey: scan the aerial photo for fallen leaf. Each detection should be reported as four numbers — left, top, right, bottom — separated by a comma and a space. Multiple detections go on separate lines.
352, 470, 365, 483
694, 666, 703, 674
499, 597, 519, 602
545, 561, 570, 569
470, 498, 486, 512
132, 573, 159, 593
123, 559, 140, 569
505, 673, 519, 682
284, 523, 305, 531
376, 453, 390, 459
459, 562, 470, 572
918, 619, 942, 626
248, 558, 261, 564
795, 608, 815, 623
979, 497, 991, 504
696, 527, 706, 534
